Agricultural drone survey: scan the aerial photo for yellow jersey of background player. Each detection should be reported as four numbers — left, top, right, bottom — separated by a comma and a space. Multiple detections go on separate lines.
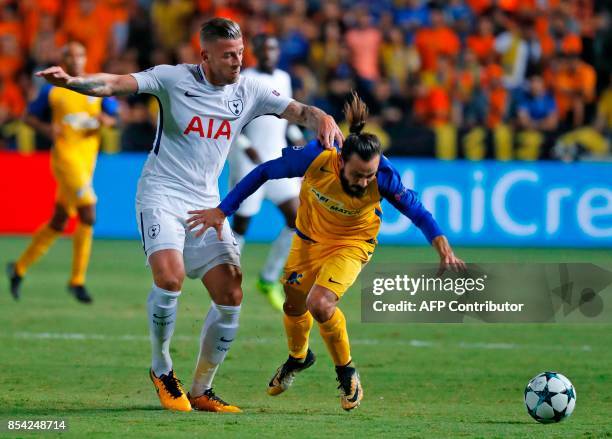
8, 42, 118, 303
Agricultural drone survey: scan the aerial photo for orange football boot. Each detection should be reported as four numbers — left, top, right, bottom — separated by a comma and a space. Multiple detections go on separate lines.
149, 369, 192, 411
188, 389, 241, 413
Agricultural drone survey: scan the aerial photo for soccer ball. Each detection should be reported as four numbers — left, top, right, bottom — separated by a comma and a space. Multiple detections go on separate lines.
524, 372, 576, 423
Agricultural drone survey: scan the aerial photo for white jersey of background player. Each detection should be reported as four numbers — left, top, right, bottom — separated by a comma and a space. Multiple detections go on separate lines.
36, 18, 344, 413
228, 34, 304, 311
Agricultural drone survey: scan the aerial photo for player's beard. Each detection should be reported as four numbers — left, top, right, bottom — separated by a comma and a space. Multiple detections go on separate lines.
339, 171, 367, 198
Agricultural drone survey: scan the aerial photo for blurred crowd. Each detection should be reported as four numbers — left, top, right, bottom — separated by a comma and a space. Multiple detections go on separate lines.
1, 0, 612, 160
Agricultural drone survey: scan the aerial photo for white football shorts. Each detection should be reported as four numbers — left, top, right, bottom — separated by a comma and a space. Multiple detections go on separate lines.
136, 195, 241, 279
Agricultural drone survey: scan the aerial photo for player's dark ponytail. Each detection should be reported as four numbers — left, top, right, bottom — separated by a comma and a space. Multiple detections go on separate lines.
345, 91, 368, 135
341, 92, 381, 162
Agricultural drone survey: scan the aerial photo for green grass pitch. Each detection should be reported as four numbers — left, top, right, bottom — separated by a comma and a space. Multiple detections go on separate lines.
1, 236, 610, 438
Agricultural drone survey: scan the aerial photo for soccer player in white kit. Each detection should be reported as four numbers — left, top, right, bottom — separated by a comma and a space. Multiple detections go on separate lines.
229, 34, 304, 311
35, 18, 343, 413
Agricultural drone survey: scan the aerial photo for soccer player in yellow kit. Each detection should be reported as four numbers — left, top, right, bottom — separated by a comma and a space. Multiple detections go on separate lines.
7, 42, 118, 303
187, 95, 465, 410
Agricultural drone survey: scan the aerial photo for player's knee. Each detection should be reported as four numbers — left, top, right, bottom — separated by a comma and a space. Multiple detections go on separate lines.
79, 212, 95, 226
153, 271, 185, 292
215, 285, 243, 306
77, 206, 96, 226
306, 295, 336, 323
283, 300, 307, 316
49, 215, 68, 232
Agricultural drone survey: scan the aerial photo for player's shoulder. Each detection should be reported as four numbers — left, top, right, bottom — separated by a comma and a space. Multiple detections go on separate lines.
273, 68, 291, 81
138, 63, 196, 79
376, 155, 403, 192
377, 155, 395, 173
284, 139, 325, 160
39, 82, 55, 99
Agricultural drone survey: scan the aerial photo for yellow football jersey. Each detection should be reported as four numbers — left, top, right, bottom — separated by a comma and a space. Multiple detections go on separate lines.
296, 149, 382, 245
220, 140, 443, 296
28, 84, 118, 177
220, 140, 442, 246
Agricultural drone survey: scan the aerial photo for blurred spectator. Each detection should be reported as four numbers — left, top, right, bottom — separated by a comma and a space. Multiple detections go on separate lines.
413, 77, 452, 128
467, 15, 496, 63
454, 49, 484, 127
120, 95, 157, 152
494, 13, 541, 90
393, 0, 430, 43
517, 74, 558, 132
0, 0, 610, 160
345, 5, 383, 86
277, 10, 310, 71
483, 64, 510, 129
380, 27, 420, 93
309, 21, 344, 87
445, 0, 473, 42
548, 35, 596, 129
414, 5, 460, 72
595, 73, 612, 140
151, 0, 194, 52
0, 77, 25, 148
62, 0, 114, 72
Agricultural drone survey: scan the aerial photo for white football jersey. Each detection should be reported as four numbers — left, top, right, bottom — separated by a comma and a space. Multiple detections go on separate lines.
130, 64, 293, 207
239, 68, 292, 161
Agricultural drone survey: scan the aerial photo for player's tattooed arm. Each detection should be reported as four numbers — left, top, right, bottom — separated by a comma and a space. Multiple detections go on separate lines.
35, 66, 137, 97
280, 101, 344, 150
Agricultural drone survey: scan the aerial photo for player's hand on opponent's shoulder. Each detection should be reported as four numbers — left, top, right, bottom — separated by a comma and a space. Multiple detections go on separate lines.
432, 235, 467, 276
36, 66, 73, 88
187, 208, 226, 240
319, 114, 343, 151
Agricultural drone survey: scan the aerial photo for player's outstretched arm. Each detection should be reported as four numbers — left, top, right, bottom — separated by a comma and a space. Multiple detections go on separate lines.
35, 66, 137, 97
280, 101, 343, 150
432, 235, 466, 275
377, 157, 466, 274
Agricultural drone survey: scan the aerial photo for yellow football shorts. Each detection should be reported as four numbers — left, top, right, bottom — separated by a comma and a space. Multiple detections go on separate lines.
282, 234, 375, 298
52, 165, 97, 215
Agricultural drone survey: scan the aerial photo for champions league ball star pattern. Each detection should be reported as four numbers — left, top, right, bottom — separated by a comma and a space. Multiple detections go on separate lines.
524, 372, 576, 423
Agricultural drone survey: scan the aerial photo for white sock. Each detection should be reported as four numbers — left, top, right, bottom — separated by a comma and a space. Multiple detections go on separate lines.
261, 226, 295, 283
147, 284, 180, 377
234, 232, 245, 252
191, 303, 241, 396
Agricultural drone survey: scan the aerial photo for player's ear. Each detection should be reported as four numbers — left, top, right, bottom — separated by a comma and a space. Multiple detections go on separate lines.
200, 48, 207, 63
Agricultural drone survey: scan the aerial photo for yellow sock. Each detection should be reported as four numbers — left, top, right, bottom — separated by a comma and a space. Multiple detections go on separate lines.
70, 223, 93, 286
15, 224, 60, 276
318, 308, 351, 366
283, 311, 314, 359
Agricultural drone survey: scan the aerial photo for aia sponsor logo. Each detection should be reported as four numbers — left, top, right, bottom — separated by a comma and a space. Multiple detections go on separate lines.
183, 116, 231, 140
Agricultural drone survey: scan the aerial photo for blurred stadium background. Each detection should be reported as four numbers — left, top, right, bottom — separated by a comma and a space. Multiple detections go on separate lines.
1, 0, 611, 436
0, 0, 611, 246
